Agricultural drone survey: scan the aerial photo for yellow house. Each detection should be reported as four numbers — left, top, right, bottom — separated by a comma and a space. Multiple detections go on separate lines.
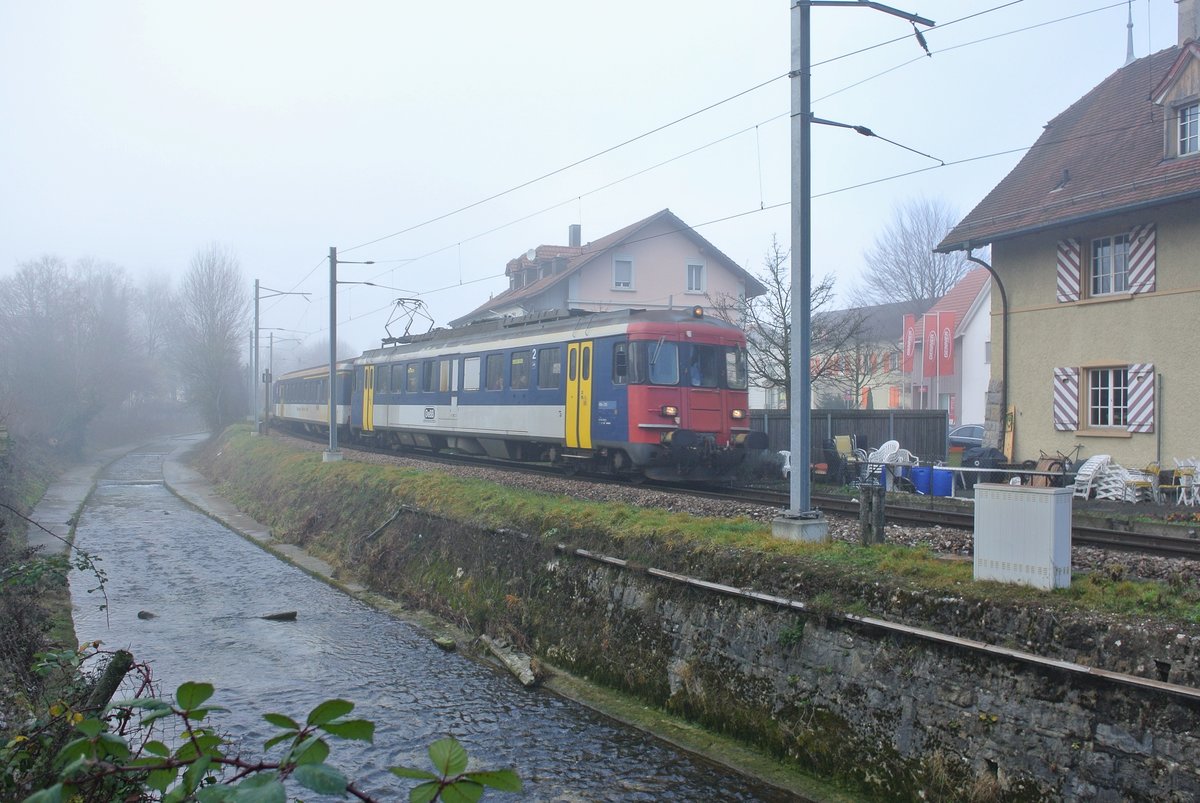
937, 8, 1200, 467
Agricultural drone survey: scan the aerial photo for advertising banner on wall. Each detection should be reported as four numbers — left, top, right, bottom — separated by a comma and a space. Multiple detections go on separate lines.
923, 313, 939, 378
937, 311, 957, 376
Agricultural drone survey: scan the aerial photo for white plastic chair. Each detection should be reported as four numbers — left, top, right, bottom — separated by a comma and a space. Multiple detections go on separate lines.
1071, 454, 1111, 500
1094, 464, 1137, 503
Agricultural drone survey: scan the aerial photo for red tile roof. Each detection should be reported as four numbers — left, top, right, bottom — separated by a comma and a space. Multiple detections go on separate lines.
938, 43, 1200, 251
927, 268, 989, 323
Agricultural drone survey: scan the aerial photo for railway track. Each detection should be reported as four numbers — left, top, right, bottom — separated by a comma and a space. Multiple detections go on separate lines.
679, 485, 1200, 562
273, 427, 1200, 562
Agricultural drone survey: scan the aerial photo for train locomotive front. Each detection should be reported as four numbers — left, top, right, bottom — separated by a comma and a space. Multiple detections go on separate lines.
595, 308, 767, 480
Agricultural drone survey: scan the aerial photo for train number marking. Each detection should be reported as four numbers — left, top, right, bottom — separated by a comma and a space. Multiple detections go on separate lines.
424, 407, 436, 420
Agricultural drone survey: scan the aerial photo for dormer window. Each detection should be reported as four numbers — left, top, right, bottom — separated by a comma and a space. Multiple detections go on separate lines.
1180, 102, 1199, 156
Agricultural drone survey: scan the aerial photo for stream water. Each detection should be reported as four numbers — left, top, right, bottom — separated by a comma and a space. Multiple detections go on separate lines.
69, 449, 797, 801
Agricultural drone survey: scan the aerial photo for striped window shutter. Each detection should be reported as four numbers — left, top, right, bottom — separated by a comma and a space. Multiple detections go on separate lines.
1126, 363, 1155, 433
1052, 367, 1079, 431
1056, 239, 1081, 302
1127, 224, 1156, 294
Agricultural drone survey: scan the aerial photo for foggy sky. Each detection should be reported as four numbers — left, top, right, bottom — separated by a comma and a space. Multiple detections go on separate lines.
0, 1, 1181, 358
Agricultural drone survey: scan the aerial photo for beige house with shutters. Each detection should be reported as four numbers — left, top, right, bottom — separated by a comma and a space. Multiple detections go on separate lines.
937, 3, 1200, 467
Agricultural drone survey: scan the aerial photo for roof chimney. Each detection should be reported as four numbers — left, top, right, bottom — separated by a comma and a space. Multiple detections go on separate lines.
568, 224, 581, 248
1182, 0, 1200, 46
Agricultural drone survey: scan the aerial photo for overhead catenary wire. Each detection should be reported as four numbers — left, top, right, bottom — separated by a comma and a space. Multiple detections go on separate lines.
299, 105, 1172, 338
283, 0, 1146, 331
334, 0, 1035, 259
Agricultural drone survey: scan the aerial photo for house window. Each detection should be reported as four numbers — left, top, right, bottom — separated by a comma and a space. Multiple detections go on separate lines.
686, 262, 705, 293
1088, 367, 1128, 427
613, 257, 633, 290
1180, 103, 1199, 156
1090, 234, 1129, 296
510, 350, 531, 390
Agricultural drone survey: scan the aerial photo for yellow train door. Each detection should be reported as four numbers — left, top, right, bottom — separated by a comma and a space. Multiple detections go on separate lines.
362, 365, 375, 432
566, 340, 593, 449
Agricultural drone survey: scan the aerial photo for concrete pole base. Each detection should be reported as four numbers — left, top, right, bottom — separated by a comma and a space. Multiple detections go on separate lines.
322, 450, 343, 463
772, 514, 830, 543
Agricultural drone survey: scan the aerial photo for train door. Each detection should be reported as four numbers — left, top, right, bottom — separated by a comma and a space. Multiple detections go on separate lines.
361, 365, 375, 432
566, 340, 593, 449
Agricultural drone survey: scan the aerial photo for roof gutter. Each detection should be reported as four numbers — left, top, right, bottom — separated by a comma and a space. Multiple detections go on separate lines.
936, 187, 1200, 254
964, 250, 1011, 459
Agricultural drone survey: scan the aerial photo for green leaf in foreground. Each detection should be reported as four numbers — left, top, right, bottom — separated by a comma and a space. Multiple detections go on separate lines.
428, 737, 469, 776
175, 681, 215, 710
293, 762, 348, 795
305, 698, 354, 726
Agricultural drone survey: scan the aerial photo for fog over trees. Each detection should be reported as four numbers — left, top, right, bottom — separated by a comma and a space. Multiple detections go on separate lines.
0, 245, 252, 452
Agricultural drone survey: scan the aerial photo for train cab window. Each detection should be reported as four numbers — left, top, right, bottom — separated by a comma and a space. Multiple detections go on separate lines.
485, 354, 504, 391
683, 344, 719, 388
538, 347, 561, 389
405, 364, 419, 393
510, 350, 531, 390
725, 347, 749, 390
645, 340, 679, 386
462, 357, 481, 392
612, 343, 629, 385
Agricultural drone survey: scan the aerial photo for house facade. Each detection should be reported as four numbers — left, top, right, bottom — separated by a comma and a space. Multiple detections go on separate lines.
899, 269, 992, 427
450, 209, 765, 327
810, 299, 931, 411
938, 5, 1200, 465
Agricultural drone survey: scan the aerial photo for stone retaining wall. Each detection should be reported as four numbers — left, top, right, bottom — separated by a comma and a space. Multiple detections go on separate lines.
353, 510, 1200, 802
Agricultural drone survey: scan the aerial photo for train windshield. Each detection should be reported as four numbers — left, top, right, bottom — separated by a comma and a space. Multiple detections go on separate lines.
628, 341, 747, 388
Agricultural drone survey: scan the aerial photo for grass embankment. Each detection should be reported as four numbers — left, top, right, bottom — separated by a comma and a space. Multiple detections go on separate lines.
203, 427, 1200, 627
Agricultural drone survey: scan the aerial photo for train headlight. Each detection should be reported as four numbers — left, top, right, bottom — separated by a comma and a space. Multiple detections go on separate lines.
731, 408, 746, 420
691, 305, 704, 318
660, 405, 679, 418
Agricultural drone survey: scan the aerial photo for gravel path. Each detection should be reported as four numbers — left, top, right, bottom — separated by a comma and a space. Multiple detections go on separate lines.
270, 433, 1200, 586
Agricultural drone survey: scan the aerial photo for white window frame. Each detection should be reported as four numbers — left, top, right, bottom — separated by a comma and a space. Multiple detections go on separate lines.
1089, 233, 1129, 297
1087, 367, 1128, 428
612, 256, 634, 290
685, 261, 705, 293
1179, 102, 1199, 157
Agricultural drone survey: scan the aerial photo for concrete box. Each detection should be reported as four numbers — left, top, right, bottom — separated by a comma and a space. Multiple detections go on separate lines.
973, 484, 1072, 590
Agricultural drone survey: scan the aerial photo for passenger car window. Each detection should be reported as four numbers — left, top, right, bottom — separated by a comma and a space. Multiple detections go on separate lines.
462, 356, 481, 392
538, 347, 561, 388
510, 350, 531, 390
485, 354, 504, 390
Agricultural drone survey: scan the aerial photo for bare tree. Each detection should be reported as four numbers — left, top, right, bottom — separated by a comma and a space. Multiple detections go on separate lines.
853, 196, 971, 306
709, 235, 865, 411
172, 245, 250, 433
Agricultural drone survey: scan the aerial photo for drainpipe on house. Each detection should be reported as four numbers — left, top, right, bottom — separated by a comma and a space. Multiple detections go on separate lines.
965, 250, 1010, 457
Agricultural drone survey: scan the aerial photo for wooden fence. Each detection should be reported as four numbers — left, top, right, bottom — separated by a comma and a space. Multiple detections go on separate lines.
749, 408, 950, 463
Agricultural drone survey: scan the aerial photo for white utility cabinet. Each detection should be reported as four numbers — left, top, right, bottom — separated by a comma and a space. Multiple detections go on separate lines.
973, 484, 1072, 590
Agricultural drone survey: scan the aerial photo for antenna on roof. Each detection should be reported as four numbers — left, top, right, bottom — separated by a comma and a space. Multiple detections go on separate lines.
1125, 0, 1136, 66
